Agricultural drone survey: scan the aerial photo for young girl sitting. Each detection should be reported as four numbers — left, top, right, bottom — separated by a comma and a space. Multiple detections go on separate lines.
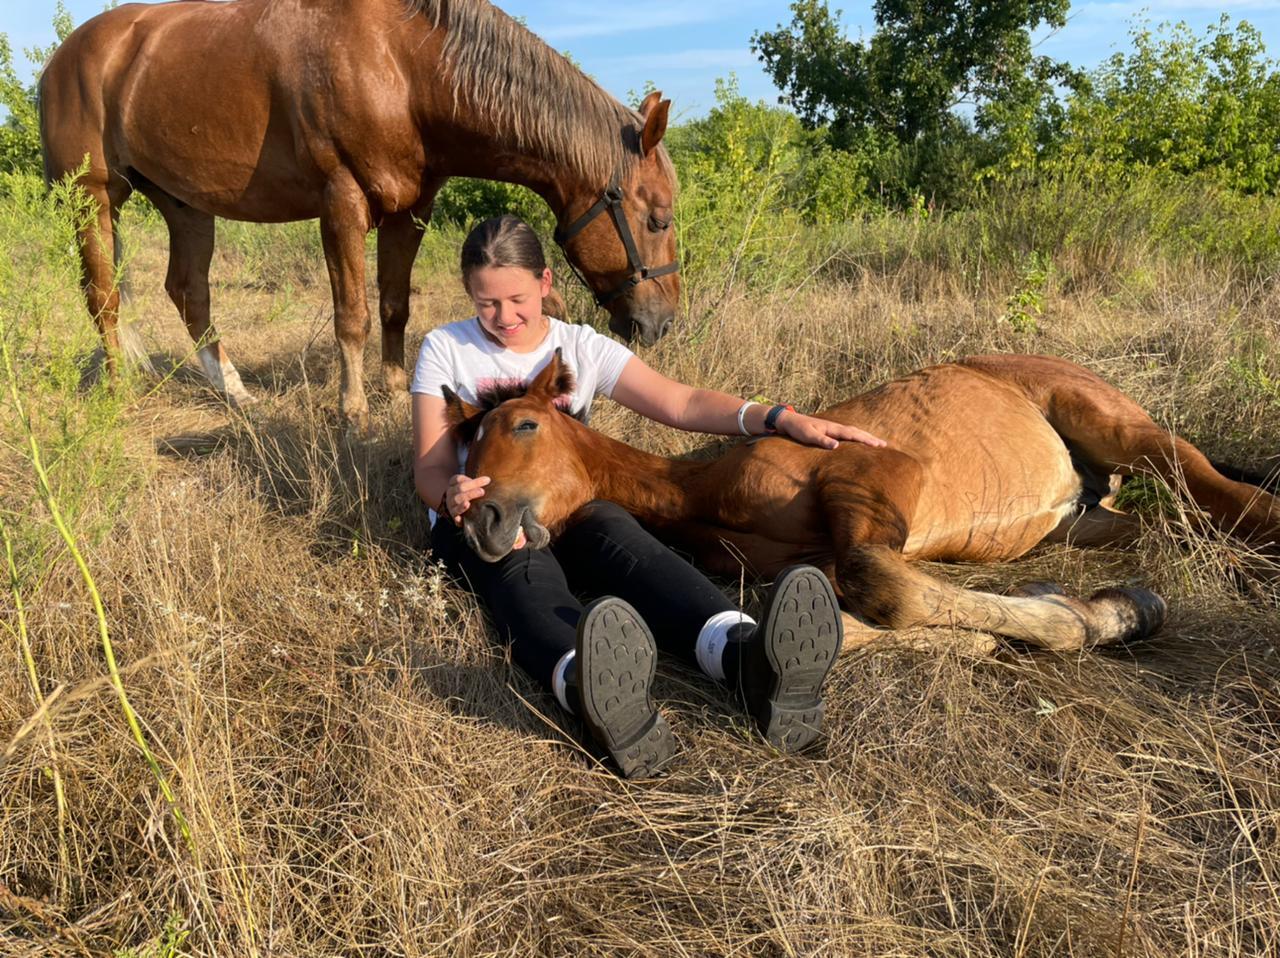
411, 214, 884, 777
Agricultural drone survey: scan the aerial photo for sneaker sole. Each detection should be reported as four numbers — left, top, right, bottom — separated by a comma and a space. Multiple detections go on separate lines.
755, 566, 843, 750
577, 598, 675, 779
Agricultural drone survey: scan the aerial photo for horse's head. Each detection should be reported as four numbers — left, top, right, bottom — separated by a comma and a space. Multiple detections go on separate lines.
555, 91, 680, 347
443, 350, 594, 562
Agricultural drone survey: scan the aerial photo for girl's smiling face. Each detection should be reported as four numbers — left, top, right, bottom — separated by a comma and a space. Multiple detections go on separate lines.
467, 265, 553, 352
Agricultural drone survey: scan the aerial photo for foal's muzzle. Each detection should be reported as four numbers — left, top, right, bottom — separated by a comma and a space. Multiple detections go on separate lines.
463, 499, 551, 562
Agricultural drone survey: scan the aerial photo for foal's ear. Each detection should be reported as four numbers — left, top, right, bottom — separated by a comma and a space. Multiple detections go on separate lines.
527, 348, 576, 403
640, 95, 671, 157
442, 386, 484, 441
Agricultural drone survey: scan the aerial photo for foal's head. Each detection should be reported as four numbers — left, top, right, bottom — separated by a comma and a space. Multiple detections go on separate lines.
443, 351, 594, 562
556, 91, 680, 348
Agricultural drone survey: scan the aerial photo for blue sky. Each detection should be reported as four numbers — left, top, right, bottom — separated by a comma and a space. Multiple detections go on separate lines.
6, 1, 1280, 119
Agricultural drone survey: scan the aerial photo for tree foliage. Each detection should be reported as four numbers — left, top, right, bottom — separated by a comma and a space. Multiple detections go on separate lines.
752, 0, 1081, 146
1057, 16, 1280, 193
1, 3, 75, 178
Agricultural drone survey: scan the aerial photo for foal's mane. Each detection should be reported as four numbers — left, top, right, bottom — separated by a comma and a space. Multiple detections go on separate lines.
405, 0, 670, 187
472, 381, 586, 422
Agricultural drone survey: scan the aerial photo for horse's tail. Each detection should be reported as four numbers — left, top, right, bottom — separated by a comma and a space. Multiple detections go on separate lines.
1210, 459, 1280, 494
111, 230, 155, 375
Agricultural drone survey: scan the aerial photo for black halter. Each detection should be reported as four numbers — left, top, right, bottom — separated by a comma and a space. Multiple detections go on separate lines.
553, 177, 679, 307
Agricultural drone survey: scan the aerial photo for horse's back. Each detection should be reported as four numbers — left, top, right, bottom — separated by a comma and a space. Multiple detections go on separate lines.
41, 1, 266, 178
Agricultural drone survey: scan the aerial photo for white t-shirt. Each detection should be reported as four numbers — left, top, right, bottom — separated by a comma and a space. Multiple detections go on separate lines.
411, 316, 635, 521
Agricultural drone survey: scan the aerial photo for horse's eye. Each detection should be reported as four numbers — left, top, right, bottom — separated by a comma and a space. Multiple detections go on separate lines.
515, 419, 539, 434
648, 212, 671, 233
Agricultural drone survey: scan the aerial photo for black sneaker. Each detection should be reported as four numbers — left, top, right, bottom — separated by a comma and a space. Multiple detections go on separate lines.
737, 566, 842, 751
575, 597, 676, 778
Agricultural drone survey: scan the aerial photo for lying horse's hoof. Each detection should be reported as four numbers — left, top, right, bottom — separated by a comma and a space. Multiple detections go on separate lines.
1085, 587, 1169, 647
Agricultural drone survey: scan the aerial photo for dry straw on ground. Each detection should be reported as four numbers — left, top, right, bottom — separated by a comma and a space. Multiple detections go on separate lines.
2, 221, 1279, 957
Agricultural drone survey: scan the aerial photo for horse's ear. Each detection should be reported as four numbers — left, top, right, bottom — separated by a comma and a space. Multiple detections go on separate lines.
640, 96, 671, 157
638, 90, 663, 119
528, 348, 576, 403
442, 386, 484, 441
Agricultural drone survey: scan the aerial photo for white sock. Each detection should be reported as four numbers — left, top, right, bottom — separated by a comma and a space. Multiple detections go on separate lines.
695, 610, 755, 682
551, 649, 576, 713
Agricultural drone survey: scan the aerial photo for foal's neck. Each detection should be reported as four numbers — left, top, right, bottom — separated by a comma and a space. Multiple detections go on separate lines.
578, 428, 714, 526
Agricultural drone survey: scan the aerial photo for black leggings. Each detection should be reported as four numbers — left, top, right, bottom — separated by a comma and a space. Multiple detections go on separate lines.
430, 500, 736, 689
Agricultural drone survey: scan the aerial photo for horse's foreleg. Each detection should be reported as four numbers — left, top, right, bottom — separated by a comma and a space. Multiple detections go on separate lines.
376, 205, 428, 396
143, 186, 252, 406
320, 174, 374, 429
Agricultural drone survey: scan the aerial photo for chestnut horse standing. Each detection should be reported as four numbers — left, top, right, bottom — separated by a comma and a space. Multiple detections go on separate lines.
446, 352, 1280, 652
39, 0, 679, 426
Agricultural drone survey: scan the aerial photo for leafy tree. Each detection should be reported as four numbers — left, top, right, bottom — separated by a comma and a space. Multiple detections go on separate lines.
1, 3, 76, 177
1058, 17, 1280, 193
752, 0, 1081, 150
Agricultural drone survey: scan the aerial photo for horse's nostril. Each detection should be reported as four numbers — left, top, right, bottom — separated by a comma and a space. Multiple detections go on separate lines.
659, 318, 673, 339
476, 500, 502, 530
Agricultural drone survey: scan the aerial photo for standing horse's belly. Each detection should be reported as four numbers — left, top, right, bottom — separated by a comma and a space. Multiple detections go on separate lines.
900, 413, 1083, 562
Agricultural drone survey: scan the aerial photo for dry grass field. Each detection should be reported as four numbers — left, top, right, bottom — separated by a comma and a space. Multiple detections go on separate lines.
2, 200, 1280, 956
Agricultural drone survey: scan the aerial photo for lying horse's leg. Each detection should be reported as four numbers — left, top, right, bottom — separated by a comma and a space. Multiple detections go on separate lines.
376, 200, 433, 396
1041, 504, 1142, 547
839, 545, 1165, 651
320, 172, 374, 429
966, 355, 1280, 546
140, 184, 252, 406
816, 449, 1166, 650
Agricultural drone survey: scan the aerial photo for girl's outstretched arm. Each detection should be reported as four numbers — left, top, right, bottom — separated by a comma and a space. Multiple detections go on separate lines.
609, 356, 885, 450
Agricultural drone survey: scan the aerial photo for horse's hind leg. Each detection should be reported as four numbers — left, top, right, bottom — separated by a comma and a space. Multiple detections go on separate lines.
815, 448, 1166, 650
968, 355, 1280, 545
139, 185, 252, 406
1042, 504, 1142, 547
74, 176, 132, 374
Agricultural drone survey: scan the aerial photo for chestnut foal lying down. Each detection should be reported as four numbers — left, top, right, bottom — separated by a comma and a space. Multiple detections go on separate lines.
443, 352, 1279, 652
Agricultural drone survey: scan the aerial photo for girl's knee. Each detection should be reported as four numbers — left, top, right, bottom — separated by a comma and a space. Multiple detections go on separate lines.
570, 499, 639, 535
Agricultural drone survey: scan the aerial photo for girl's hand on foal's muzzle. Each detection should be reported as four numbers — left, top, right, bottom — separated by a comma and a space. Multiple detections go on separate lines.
446, 474, 491, 524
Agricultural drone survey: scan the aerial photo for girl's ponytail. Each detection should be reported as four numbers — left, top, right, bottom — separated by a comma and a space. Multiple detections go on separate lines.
542, 286, 569, 323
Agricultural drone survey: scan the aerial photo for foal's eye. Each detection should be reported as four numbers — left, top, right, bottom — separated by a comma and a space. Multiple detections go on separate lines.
514, 419, 539, 434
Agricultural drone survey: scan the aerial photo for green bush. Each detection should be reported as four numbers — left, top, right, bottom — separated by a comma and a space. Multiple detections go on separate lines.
0, 4, 74, 178
1056, 17, 1280, 194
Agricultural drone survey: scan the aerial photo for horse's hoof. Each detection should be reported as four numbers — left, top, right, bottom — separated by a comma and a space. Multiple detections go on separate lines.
1086, 587, 1168, 646
226, 388, 257, 410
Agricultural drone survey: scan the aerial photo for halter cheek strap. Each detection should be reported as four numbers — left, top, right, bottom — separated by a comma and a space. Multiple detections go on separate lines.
553, 177, 679, 307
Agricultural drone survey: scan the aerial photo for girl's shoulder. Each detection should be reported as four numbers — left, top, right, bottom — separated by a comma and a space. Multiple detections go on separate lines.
419, 317, 489, 355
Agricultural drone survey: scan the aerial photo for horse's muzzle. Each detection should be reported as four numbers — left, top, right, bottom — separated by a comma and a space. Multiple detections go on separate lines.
609, 312, 673, 347
463, 499, 551, 562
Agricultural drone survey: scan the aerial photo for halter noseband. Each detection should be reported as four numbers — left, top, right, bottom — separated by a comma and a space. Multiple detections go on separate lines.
552, 177, 679, 307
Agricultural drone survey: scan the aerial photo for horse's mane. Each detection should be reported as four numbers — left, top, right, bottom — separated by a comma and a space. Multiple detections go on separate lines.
405, 0, 670, 187
472, 381, 587, 422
